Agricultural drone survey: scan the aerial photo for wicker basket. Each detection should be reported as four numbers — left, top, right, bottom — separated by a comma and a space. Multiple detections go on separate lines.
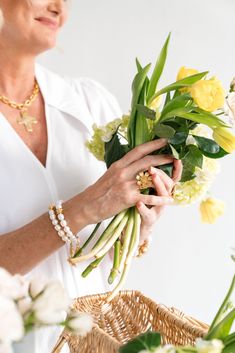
52, 290, 209, 353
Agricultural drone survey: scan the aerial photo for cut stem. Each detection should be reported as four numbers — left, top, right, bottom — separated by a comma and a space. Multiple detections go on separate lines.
69, 210, 127, 264
95, 213, 129, 259
108, 239, 121, 284
73, 222, 101, 257
117, 208, 134, 274
107, 207, 141, 302
81, 255, 105, 277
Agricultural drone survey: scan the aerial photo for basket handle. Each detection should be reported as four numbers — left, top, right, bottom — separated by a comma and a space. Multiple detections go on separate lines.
51, 332, 70, 353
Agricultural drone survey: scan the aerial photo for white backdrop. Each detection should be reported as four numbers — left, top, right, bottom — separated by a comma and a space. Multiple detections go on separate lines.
38, 0, 235, 324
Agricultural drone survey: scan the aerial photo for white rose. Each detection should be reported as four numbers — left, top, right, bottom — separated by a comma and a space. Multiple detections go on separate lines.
29, 276, 49, 298
17, 297, 32, 316
67, 312, 93, 336
0, 342, 13, 353
33, 281, 71, 324
0, 295, 24, 343
195, 338, 224, 353
0, 268, 29, 300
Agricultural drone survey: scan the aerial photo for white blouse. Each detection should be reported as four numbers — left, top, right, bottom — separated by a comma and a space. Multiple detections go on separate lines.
0, 63, 122, 352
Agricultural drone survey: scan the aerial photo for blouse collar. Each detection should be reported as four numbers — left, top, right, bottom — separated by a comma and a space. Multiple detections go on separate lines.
35, 63, 93, 134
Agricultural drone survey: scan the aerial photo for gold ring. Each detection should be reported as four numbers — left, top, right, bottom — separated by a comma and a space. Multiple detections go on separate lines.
136, 171, 154, 190
137, 239, 150, 258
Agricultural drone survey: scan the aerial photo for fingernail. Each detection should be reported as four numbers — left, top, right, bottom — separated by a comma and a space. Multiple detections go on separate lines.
149, 166, 156, 175
167, 197, 174, 204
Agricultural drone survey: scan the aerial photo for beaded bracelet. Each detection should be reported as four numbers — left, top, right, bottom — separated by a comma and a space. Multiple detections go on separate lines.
48, 200, 80, 255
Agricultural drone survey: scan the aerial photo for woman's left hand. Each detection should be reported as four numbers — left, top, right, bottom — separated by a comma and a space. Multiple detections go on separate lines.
137, 159, 183, 248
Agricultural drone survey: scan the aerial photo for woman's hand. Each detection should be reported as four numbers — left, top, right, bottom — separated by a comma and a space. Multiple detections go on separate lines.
71, 138, 176, 228
137, 159, 183, 247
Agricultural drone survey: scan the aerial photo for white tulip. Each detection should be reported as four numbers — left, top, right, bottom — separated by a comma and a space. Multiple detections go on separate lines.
33, 281, 71, 324
67, 312, 93, 336
17, 297, 32, 316
0, 295, 24, 343
0, 342, 13, 353
29, 276, 49, 298
0, 268, 28, 300
195, 338, 224, 353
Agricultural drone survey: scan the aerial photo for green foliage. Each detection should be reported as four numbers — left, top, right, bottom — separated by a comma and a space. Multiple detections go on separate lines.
104, 133, 129, 168
119, 332, 161, 353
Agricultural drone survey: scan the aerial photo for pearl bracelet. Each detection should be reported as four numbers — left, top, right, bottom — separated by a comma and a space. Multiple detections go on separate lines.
48, 200, 79, 255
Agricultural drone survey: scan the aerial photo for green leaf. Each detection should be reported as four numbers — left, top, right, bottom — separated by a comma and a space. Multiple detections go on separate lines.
134, 79, 151, 146
161, 110, 228, 129
136, 58, 143, 72
163, 91, 171, 107
222, 342, 235, 353
153, 124, 175, 138
180, 145, 203, 182
205, 308, 235, 341
119, 332, 161, 353
206, 275, 235, 339
193, 135, 220, 154
149, 71, 208, 104
193, 135, 229, 159
136, 104, 156, 120
160, 94, 193, 120
169, 131, 188, 145
128, 63, 151, 148
147, 33, 171, 104
193, 107, 231, 128
104, 133, 128, 168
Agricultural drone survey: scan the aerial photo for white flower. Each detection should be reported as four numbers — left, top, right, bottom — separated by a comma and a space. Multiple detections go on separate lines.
0, 342, 13, 353
224, 92, 235, 125
67, 312, 93, 336
17, 297, 32, 316
0, 295, 24, 343
195, 338, 224, 353
29, 276, 49, 298
33, 281, 71, 324
0, 268, 28, 300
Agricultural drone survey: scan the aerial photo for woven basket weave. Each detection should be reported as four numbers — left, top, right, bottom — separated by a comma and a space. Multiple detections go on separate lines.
52, 290, 208, 353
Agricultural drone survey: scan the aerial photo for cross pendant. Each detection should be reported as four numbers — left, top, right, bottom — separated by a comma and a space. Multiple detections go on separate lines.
18, 110, 38, 133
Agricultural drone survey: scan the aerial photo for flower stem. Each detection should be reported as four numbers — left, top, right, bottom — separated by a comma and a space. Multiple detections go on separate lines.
73, 222, 101, 257
95, 212, 129, 259
108, 239, 121, 284
69, 210, 127, 264
207, 275, 235, 336
81, 255, 105, 277
107, 207, 140, 302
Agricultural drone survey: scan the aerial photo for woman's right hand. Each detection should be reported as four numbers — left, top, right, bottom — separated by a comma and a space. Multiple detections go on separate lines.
68, 138, 175, 228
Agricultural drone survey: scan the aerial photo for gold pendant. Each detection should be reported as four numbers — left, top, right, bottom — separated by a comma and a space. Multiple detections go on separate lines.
17, 110, 38, 133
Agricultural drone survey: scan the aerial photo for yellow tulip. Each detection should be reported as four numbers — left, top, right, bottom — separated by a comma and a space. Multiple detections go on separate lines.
213, 127, 235, 153
148, 95, 162, 111
177, 66, 199, 81
190, 78, 225, 112
200, 197, 225, 224
177, 67, 199, 93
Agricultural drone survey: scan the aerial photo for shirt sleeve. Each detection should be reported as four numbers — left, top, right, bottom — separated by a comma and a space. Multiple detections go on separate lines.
68, 78, 123, 127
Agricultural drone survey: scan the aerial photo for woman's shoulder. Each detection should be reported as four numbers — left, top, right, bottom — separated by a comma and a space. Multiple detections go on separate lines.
36, 64, 122, 124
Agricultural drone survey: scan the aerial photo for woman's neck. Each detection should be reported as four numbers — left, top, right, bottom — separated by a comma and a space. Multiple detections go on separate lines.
0, 48, 36, 102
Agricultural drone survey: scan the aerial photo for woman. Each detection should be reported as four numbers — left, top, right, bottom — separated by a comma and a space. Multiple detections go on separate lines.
0, 0, 182, 351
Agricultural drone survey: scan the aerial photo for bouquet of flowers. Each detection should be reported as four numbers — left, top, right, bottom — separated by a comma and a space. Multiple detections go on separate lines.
0, 267, 93, 353
69, 34, 235, 301
119, 270, 235, 353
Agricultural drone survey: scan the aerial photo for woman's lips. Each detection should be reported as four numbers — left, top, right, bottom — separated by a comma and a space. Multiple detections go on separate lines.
35, 17, 59, 30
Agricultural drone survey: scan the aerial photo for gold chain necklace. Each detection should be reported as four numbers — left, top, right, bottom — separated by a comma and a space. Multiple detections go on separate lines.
0, 80, 40, 133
